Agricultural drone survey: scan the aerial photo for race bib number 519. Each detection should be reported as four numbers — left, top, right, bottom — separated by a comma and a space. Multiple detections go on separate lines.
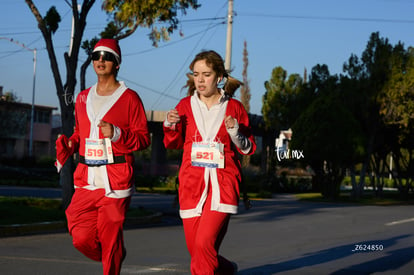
85, 138, 114, 165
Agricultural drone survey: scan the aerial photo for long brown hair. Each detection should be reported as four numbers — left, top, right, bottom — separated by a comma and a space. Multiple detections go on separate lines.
185, 50, 243, 97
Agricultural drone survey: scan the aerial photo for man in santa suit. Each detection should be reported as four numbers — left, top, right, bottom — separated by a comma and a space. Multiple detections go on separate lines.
56, 38, 150, 275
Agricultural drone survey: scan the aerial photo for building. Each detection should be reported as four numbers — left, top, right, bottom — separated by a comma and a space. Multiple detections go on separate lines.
275, 128, 292, 153
0, 94, 57, 159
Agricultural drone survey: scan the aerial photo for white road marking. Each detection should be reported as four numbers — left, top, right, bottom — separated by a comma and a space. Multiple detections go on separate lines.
385, 217, 414, 226
0, 256, 187, 274
122, 264, 187, 274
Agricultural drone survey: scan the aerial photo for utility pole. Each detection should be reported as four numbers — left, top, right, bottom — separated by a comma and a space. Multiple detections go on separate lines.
29, 48, 37, 157
225, 0, 234, 71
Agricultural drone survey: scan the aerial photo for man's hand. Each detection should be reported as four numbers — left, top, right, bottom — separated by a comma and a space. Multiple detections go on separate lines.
98, 120, 114, 138
57, 134, 72, 148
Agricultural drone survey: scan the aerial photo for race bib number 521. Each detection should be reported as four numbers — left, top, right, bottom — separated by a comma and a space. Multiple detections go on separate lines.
191, 142, 224, 168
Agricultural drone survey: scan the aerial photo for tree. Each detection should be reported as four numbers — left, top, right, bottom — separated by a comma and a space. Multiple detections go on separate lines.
241, 40, 251, 113
25, 0, 199, 209
240, 40, 251, 168
79, 0, 200, 90
261, 32, 414, 199
102, 0, 199, 44
341, 32, 396, 198
261, 66, 305, 186
262, 67, 304, 132
379, 44, 414, 196
0, 91, 20, 102
286, 62, 365, 198
380, 45, 414, 130
291, 84, 364, 199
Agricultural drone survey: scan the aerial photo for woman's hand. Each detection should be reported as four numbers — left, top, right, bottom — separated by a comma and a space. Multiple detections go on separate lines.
224, 115, 236, 129
167, 109, 180, 124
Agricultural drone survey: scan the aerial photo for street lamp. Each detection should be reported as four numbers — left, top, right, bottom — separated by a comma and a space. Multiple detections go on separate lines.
0, 37, 37, 157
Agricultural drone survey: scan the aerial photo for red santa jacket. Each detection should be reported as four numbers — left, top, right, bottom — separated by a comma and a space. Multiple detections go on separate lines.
163, 94, 256, 218
69, 83, 150, 197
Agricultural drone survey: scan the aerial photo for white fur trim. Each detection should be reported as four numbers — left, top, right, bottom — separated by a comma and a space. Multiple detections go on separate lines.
55, 160, 63, 173
74, 185, 134, 199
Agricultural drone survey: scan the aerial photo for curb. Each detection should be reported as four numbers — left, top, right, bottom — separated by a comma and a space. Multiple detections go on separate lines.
0, 221, 67, 237
0, 212, 164, 238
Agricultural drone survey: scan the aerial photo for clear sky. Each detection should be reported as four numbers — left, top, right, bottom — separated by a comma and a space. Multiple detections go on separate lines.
1, 0, 413, 116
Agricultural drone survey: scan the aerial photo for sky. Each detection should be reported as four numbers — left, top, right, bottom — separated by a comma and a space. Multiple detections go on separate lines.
1, 0, 414, 116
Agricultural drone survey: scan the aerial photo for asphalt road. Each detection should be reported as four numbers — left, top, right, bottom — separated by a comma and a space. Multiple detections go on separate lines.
1, 186, 414, 274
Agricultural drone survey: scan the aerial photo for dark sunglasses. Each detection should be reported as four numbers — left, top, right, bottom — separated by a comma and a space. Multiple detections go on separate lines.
91, 51, 118, 64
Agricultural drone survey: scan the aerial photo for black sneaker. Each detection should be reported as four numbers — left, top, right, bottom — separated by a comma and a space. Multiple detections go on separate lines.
231, 261, 238, 274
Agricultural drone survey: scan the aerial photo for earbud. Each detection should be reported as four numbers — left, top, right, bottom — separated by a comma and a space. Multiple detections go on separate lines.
217, 78, 221, 84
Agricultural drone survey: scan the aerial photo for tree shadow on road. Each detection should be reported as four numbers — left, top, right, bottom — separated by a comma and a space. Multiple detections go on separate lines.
238, 234, 413, 275
236, 194, 357, 224
331, 246, 414, 274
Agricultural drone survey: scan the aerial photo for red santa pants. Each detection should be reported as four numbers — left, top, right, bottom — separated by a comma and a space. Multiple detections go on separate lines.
65, 188, 130, 275
182, 190, 236, 275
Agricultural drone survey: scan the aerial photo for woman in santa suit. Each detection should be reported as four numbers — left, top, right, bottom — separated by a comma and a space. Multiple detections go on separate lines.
163, 50, 256, 274
56, 38, 150, 275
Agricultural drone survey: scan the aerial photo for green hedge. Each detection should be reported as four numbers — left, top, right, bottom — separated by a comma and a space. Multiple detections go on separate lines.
341, 176, 400, 188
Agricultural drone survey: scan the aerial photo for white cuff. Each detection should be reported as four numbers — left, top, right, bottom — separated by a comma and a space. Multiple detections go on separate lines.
226, 120, 239, 138
164, 119, 173, 127
111, 125, 121, 142
227, 120, 252, 153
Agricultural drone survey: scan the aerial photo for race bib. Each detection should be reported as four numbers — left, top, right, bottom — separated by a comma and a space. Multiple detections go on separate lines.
191, 142, 224, 168
85, 138, 114, 165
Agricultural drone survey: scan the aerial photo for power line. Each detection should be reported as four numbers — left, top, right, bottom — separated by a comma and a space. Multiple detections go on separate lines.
239, 13, 414, 24
71, 22, 225, 104
149, 2, 228, 110
0, 18, 223, 37
123, 22, 225, 57
180, 17, 226, 23
0, 36, 42, 60
118, 75, 180, 101
149, 22, 225, 109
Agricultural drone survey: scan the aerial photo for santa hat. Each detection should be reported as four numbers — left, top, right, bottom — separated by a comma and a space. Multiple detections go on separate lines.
93, 38, 121, 65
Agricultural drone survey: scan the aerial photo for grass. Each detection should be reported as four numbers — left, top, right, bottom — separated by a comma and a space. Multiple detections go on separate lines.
0, 196, 65, 225
0, 178, 59, 188
0, 196, 155, 226
137, 186, 178, 195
